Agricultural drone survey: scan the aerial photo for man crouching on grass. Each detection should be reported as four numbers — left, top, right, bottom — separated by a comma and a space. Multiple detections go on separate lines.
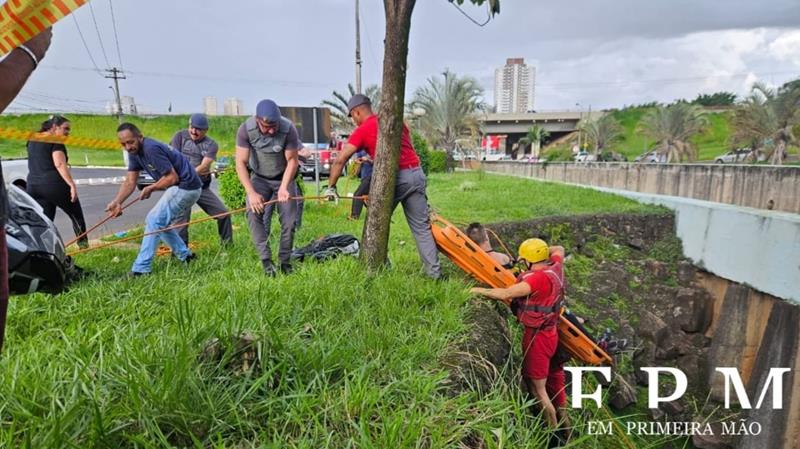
106, 123, 202, 277
471, 239, 570, 445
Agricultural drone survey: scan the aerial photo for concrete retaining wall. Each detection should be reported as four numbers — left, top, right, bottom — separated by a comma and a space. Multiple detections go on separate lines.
697, 273, 800, 449
589, 187, 800, 304
476, 162, 800, 214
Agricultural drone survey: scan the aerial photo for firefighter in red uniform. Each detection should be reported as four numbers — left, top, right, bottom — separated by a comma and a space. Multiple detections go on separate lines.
471, 238, 569, 439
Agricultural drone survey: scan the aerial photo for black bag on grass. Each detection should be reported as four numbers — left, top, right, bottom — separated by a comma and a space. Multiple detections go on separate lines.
290, 234, 360, 262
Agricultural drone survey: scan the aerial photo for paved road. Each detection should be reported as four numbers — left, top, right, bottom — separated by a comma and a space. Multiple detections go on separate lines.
49, 167, 221, 242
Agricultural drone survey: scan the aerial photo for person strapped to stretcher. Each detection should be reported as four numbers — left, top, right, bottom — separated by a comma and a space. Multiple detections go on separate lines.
471, 238, 571, 445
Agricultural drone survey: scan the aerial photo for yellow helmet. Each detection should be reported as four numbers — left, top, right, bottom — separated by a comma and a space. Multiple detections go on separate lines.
518, 238, 549, 264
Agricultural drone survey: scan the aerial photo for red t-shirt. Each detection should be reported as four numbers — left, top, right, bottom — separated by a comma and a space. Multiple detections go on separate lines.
519, 254, 563, 298
347, 115, 420, 169
518, 254, 564, 330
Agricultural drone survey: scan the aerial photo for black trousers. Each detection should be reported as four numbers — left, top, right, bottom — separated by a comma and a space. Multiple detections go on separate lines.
27, 182, 88, 248
350, 175, 371, 219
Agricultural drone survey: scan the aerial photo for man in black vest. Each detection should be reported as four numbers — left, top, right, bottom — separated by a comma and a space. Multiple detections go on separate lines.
235, 99, 302, 276
171, 113, 232, 246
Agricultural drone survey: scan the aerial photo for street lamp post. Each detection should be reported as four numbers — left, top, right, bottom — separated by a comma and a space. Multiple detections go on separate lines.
576, 102, 582, 154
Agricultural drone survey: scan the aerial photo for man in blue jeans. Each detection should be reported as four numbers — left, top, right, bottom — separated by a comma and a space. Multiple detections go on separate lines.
105, 123, 202, 277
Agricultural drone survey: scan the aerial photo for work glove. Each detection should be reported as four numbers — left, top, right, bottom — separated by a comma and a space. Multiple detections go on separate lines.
323, 186, 339, 203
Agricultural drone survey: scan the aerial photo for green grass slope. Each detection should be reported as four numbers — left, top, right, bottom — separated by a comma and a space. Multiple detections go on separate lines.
607, 107, 733, 161
0, 172, 666, 448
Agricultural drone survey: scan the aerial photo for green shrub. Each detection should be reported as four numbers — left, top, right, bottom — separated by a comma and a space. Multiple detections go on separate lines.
543, 146, 573, 162
412, 131, 431, 175
428, 151, 447, 173
218, 169, 245, 208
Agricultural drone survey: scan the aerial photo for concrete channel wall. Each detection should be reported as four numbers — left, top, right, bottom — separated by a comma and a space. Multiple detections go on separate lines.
589, 188, 800, 305
697, 273, 800, 449
477, 161, 800, 214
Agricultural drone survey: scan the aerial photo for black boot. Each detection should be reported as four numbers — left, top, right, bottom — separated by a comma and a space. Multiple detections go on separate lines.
262, 259, 276, 277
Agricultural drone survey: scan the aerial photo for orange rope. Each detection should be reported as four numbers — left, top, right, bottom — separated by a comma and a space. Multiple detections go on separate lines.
67, 195, 367, 257
485, 227, 515, 260
64, 197, 141, 248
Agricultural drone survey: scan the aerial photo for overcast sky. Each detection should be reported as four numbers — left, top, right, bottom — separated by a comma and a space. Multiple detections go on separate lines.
6, 0, 800, 115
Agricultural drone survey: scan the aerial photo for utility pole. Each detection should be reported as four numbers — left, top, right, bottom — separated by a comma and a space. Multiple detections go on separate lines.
105, 67, 127, 164
354, 0, 362, 94
105, 67, 126, 123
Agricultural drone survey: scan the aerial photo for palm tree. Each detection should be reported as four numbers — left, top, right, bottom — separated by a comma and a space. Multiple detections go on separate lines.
731, 81, 800, 165
518, 125, 550, 158
410, 70, 485, 154
322, 84, 381, 135
637, 103, 709, 163
579, 114, 623, 157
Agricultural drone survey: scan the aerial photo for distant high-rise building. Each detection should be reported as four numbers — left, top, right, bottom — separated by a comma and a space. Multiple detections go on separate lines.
203, 96, 218, 116
494, 58, 535, 114
223, 97, 244, 116
106, 95, 138, 115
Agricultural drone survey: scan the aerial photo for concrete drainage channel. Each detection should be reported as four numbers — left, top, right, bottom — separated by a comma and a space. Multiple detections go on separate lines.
442, 212, 800, 449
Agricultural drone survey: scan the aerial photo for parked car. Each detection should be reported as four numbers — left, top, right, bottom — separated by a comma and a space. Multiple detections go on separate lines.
521, 155, 541, 163
714, 148, 764, 164
136, 171, 155, 190
634, 150, 667, 164
2, 158, 29, 189
482, 153, 512, 162
574, 151, 597, 162
214, 156, 231, 177
299, 156, 329, 178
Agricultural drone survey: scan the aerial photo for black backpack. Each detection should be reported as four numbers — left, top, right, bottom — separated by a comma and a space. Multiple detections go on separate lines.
291, 234, 360, 262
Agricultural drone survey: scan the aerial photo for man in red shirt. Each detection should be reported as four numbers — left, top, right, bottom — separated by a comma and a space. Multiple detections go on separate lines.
471, 239, 569, 438
326, 94, 441, 279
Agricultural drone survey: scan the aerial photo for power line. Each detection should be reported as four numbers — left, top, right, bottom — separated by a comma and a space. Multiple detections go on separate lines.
358, 0, 380, 83
36, 64, 328, 87
448, 0, 492, 27
71, 15, 103, 74
87, 0, 111, 67
19, 91, 108, 105
107, 0, 124, 70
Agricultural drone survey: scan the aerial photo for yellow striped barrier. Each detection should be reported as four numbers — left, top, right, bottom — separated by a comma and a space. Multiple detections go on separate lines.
0, 0, 87, 56
0, 126, 119, 150
0, 126, 236, 157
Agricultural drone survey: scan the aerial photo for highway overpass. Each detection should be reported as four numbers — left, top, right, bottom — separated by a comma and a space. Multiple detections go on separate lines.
478, 110, 603, 154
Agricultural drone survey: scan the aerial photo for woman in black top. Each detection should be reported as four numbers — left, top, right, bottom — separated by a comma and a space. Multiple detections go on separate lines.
26, 115, 88, 248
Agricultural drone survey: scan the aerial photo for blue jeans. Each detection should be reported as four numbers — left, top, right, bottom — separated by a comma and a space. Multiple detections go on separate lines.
132, 186, 201, 273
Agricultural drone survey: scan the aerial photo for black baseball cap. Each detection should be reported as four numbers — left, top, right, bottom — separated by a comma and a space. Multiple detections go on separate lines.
347, 94, 372, 116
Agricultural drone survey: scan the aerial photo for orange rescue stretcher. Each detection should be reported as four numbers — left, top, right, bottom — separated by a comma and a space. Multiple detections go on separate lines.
430, 213, 614, 366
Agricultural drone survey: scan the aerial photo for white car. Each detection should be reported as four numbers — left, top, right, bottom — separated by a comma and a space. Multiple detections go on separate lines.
574, 151, 596, 162
634, 150, 666, 164
714, 148, 764, 164
1, 158, 29, 188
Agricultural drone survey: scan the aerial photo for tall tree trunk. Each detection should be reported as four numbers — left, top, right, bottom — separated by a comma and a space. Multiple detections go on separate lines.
361, 0, 417, 272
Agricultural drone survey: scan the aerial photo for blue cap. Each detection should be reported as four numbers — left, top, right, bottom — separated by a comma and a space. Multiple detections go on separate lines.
256, 99, 281, 123
189, 113, 209, 130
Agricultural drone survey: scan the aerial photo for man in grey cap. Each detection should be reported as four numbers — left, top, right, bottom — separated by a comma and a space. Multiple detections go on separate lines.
325, 94, 442, 279
235, 99, 302, 276
171, 113, 233, 246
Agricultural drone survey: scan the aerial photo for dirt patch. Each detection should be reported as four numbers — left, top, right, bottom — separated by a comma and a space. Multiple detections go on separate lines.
441, 299, 512, 396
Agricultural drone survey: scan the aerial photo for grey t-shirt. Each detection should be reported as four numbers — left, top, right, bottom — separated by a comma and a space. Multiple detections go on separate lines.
171, 130, 219, 184
171, 130, 219, 163
236, 119, 303, 151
